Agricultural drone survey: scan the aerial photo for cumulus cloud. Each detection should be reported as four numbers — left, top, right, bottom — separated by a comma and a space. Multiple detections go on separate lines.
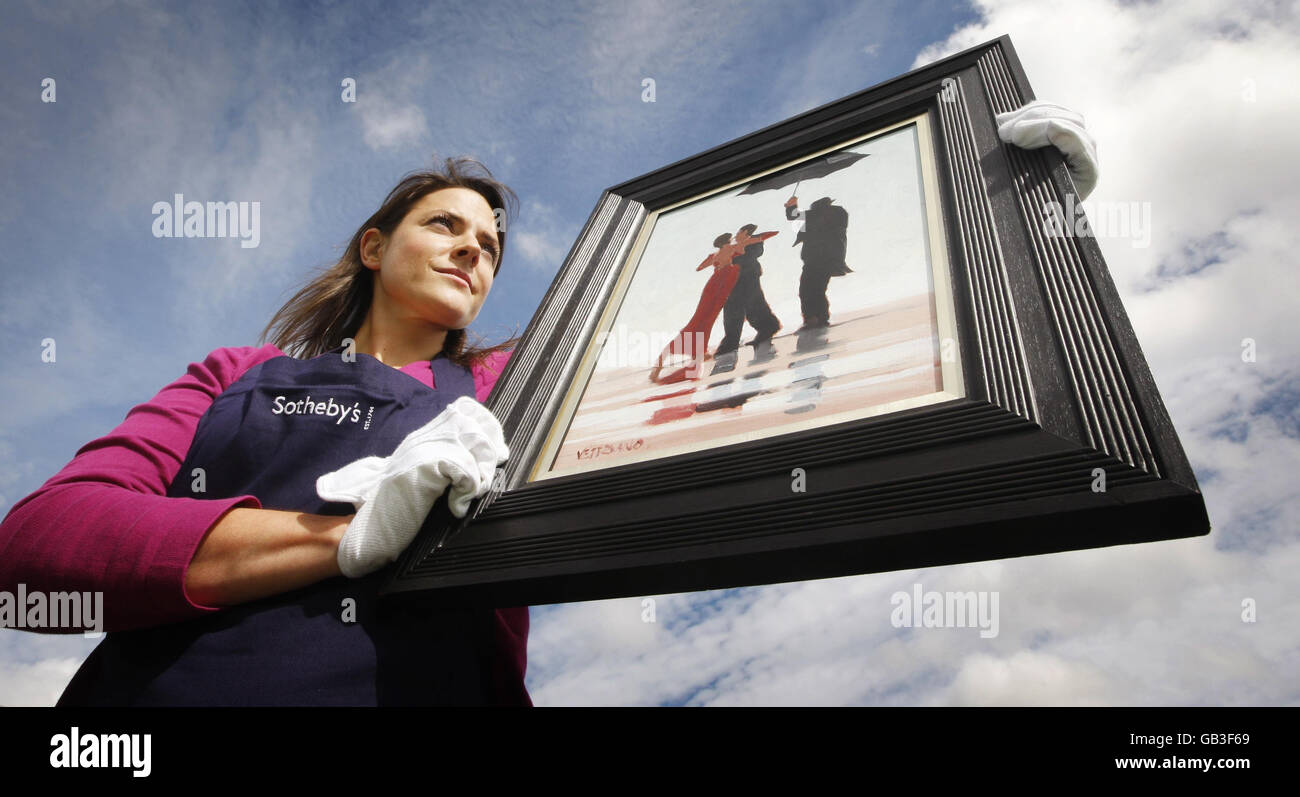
0, 655, 86, 707
361, 105, 429, 151
509, 199, 572, 273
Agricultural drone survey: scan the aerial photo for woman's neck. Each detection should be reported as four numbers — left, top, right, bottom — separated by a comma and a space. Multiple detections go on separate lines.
351, 315, 448, 369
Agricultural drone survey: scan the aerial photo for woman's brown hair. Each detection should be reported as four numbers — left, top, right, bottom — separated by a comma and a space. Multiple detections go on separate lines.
259, 156, 521, 369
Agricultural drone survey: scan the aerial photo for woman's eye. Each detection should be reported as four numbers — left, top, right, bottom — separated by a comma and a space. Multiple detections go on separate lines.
428, 214, 497, 261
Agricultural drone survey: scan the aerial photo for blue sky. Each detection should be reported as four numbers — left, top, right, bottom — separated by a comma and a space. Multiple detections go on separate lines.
2, 0, 1297, 705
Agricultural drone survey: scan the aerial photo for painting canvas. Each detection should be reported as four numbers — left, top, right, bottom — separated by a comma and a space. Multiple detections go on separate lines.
532, 113, 964, 481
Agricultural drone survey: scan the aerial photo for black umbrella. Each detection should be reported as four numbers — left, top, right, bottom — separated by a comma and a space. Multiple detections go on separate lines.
735, 151, 869, 196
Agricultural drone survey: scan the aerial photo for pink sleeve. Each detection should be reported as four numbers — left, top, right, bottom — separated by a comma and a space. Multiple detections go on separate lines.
0, 344, 284, 633
473, 349, 514, 403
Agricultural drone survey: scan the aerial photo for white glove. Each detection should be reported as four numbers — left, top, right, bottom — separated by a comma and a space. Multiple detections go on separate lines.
995, 100, 1099, 200
316, 396, 509, 578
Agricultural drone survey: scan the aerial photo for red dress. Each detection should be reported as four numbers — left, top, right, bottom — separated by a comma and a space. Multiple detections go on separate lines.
654, 242, 748, 370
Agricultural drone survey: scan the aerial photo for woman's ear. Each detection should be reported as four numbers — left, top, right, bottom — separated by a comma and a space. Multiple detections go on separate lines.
359, 228, 384, 270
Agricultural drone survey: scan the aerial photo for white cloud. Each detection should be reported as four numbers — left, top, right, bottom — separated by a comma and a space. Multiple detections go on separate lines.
945, 650, 1116, 705
0, 655, 84, 707
359, 99, 430, 152
510, 199, 571, 272
512, 230, 568, 272
351, 52, 441, 154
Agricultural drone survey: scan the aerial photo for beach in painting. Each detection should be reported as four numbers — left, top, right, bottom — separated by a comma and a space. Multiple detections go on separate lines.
541, 292, 945, 477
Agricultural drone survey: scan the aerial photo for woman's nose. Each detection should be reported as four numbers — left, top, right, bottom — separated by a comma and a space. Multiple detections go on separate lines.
453, 238, 481, 261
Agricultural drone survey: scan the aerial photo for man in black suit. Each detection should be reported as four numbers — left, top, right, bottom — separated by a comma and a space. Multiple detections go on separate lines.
785, 195, 852, 328
715, 224, 781, 355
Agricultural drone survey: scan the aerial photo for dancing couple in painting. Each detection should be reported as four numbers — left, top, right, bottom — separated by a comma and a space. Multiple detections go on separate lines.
649, 194, 852, 384
648, 224, 781, 384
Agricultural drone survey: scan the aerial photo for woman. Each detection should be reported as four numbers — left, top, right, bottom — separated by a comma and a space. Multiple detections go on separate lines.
649, 232, 751, 383
0, 157, 530, 706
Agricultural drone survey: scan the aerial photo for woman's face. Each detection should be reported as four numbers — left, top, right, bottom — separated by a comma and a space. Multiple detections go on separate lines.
361, 187, 500, 331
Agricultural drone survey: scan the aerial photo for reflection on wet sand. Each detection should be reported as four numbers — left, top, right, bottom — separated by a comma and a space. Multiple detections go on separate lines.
548, 293, 943, 477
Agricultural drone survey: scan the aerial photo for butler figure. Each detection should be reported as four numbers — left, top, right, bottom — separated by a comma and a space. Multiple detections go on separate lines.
785, 195, 852, 328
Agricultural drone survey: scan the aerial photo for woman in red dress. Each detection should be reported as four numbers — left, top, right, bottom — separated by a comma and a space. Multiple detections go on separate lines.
650, 233, 750, 382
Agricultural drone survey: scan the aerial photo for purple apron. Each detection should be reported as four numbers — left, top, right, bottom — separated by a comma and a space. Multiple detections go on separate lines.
59, 347, 514, 705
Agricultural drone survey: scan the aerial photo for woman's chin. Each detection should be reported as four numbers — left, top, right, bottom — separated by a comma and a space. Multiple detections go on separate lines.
419, 297, 478, 329
428, 310, 477, 331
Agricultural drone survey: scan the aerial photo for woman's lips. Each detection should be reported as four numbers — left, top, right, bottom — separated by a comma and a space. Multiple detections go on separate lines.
434, 268, 472, 291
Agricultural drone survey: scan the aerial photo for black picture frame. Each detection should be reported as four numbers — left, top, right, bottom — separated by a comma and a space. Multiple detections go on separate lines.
382, 34, 1211, 606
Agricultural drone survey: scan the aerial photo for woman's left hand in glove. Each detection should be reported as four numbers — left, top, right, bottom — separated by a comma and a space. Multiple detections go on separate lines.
995, 99, 1099, 200
316, 396, 509, 578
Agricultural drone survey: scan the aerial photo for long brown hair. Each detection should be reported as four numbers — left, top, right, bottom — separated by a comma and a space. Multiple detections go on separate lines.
259, 156, 521, 369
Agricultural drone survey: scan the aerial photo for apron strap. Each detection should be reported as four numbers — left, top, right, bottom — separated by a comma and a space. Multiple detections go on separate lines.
319, 343, 476, 402
430, 351, 477, 402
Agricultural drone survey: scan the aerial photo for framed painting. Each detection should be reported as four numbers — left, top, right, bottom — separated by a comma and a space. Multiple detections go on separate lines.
383, 34, 1210, 606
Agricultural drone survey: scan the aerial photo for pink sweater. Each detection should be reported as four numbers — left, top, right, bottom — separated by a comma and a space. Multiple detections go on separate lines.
0, 344, 515, 633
